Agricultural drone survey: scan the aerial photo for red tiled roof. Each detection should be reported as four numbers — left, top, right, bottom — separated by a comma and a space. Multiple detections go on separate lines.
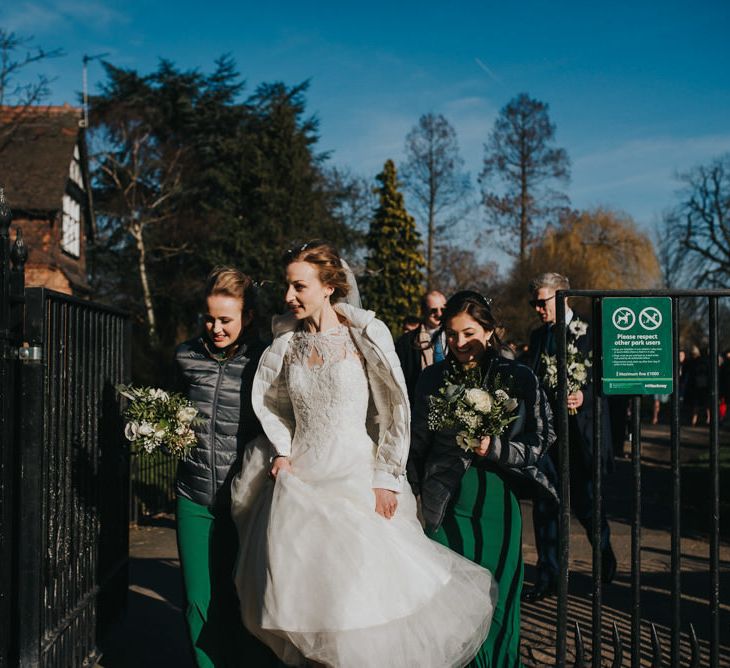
0, 104, 83, 212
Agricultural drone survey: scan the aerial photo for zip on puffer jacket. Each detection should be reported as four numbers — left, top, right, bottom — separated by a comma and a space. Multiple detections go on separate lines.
175, 333, 266, 508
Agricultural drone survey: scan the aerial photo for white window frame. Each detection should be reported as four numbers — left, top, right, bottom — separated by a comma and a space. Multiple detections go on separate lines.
61, 194, 81, 258
69, 145, 84, 190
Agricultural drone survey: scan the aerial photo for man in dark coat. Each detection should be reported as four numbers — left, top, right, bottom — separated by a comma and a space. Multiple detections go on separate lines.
522, 272, 616, 602
395, 290, 447, 403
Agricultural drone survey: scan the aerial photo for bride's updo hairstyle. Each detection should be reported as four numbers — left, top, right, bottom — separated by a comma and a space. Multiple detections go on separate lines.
441, 290, 502, 349
283, 240, 351, 302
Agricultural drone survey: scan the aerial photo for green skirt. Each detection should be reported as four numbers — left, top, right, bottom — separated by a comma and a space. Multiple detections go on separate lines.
428, 468, 523, 668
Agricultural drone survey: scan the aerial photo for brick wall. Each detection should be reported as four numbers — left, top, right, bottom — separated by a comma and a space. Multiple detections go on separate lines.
12, 211, 89, 296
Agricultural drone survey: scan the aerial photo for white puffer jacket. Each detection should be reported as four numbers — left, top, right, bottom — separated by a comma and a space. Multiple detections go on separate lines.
251, 302, 411, 492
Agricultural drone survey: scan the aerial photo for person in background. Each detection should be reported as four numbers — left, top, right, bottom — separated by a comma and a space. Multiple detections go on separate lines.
651, 393, 670, 425
402, 314, 422, 334
522, 272, 615, 603
174, 267, 276, 667
395, 290, 447, 402
686, 345, 710, 426
720, 350, 730, 424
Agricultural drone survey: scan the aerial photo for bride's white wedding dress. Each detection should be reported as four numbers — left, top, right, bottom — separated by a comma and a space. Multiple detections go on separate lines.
232, 324, 495, 667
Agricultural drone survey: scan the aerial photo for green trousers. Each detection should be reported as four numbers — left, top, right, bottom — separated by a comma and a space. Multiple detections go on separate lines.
429, 468, 524, 668
176, 496, 277, 668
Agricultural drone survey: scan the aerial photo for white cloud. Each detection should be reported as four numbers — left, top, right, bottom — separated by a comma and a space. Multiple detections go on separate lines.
1, 0, 127, 33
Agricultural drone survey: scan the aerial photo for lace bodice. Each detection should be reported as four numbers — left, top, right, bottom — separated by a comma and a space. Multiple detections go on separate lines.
285, 324, 371, 452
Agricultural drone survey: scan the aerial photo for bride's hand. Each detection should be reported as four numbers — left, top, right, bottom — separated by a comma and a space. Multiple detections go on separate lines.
270, 456, 292, 480
373, 488, 398, 519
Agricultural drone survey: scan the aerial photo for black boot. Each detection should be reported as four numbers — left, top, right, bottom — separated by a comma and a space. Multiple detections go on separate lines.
521, 573, 557, 603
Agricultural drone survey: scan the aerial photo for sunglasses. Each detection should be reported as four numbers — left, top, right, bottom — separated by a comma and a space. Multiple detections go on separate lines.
529, 295, 556, 309
428, 307, 444, 316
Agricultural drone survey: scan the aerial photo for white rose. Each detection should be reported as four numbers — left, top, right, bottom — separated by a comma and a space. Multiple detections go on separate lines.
464, 388, 493, 413
177, 406, 198, 424
150, 388, 169, 401
494, 389, 509, 402
569, 319, 588, 338
154, 426, 166, 441
124, 421, 140, 441
137, 421, 155, 437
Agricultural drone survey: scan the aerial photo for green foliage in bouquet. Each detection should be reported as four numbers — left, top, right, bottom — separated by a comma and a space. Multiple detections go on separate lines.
116, 384, 203, 458
427, 366, 520, 452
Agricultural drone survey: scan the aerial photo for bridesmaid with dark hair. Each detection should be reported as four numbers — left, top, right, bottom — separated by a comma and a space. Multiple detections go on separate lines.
408, 290, 556, 667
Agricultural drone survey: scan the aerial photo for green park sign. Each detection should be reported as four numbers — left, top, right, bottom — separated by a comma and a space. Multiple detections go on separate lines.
601, 297, 673, 395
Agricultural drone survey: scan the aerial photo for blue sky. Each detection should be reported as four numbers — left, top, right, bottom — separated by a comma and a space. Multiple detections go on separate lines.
3, 0, 730, 262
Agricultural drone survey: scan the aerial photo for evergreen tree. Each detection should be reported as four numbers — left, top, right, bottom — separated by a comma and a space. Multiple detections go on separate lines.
362, 160, 424, 333
89, 59, 358, 382
213, 81, 356, 284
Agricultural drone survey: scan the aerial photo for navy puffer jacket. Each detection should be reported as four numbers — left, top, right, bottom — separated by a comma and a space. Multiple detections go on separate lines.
174, 333, 266, 508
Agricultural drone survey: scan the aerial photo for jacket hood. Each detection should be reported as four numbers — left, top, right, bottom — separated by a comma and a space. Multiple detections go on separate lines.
271, 302, 376, 338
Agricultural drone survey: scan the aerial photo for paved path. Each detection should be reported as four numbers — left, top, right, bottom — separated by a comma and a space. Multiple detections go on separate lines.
98, 517, 193, 667
99, 424, 730, 667
520, 423, 730, 666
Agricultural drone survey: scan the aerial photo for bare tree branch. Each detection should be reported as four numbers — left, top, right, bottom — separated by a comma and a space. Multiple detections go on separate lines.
0, 29, 65, 153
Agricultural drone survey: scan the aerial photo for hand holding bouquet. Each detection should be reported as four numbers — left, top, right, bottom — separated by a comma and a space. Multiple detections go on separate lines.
541, 318, 592, 415
428, 366, 520, 453
116, 384, 202, 458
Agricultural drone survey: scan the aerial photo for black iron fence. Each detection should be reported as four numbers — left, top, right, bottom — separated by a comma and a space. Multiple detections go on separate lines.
0, 191, 25, 668
129, 450, 177, 524
551, 289, 727, 667
0, 192, 131, 666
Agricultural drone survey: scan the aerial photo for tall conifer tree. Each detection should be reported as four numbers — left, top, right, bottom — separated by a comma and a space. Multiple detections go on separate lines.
362, 160, 424, 333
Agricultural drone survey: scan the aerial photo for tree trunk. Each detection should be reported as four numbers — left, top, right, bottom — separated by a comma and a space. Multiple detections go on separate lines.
131, 221, 157, 342
520, 158, 528, 265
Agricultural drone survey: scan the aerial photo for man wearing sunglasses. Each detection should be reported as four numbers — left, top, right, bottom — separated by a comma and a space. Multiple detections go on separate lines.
522, 272, 616, 603
395, 290, 447, 403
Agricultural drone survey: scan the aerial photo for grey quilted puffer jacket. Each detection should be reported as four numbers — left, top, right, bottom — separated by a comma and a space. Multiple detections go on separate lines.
174, 333, 266, 508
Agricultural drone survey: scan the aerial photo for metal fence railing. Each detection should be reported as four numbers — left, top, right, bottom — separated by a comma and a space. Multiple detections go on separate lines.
15, 289, 130, 667
129, 451, 177, 524
549, 289, 727, 667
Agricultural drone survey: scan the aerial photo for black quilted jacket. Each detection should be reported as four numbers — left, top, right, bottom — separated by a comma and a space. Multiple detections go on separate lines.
174, 333, 266, 508
408, 351, 557, 533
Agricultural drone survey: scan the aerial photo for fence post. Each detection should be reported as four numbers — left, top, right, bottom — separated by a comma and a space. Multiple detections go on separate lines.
556, 291, 571, 667
0, 188, 15, 667
16, 288, 45, 667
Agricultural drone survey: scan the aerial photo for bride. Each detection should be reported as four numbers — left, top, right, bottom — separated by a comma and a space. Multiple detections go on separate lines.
230, 240, 495, 667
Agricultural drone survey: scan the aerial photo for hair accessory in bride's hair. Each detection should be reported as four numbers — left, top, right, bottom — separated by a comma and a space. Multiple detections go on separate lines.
282, 242, 309, 264
449, 290, 493, 309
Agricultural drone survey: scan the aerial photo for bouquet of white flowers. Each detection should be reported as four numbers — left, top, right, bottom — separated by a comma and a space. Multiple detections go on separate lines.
427, 366, 520, 452
541, 318, 593, 415
116, 384, 202, 458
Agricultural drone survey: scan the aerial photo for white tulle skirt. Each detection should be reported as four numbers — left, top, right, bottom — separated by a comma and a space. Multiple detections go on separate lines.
231, 436, 496, 668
